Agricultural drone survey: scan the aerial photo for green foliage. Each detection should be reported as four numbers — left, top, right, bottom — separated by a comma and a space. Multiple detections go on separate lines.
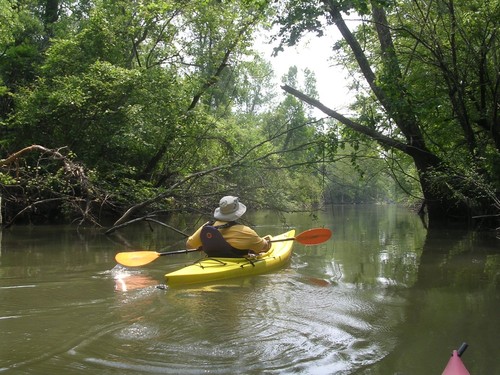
0, 171, 16, 185
272, 0, 325, 51
0, 0, 17, 47
1, 0, 332, 225
273, 0, 500, 223
98, 171, 162, 210
0, 43, 42, 90
386, 0, 500, 211
10, 61, 181, 171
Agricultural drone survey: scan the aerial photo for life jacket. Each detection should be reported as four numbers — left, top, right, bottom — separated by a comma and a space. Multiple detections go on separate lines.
200, 221, 251, 258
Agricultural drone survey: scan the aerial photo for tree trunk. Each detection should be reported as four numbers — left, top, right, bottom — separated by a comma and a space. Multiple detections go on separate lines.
44, 0, 59, 24
320, 1, 472, 225
280, 84, 467, 226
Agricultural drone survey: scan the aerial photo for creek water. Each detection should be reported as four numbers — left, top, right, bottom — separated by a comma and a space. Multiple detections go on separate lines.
0, 205, 498, 374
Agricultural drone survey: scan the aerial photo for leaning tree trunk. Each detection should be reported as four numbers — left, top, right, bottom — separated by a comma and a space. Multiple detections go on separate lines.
281, 83, 464, 226
324, 1, 469, 225
410, 150, 469, 224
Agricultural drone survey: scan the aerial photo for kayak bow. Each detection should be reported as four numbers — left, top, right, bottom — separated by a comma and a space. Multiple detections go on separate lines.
442, 343, 470, 375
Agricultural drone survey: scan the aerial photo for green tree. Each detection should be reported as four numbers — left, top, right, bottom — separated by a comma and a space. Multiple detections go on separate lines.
1, 0, 330, 226
275, 0, 500, 226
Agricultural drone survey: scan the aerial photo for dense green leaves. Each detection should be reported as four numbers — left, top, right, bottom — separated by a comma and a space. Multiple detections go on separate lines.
1, 0, 497, 227
0, 0, 331, 226
275, 0, 500, 225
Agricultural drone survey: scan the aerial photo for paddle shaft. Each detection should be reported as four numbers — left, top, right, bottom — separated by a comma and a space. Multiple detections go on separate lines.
154, 229, 330, 256
155, 237, 295, 256
115, 227, 332, 267
157, 248, 200, 256
268, 237, 299, 243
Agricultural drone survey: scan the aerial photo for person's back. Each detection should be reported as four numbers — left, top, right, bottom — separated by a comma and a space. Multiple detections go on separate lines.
186, 196, 271, 256
199, 223, 244, 257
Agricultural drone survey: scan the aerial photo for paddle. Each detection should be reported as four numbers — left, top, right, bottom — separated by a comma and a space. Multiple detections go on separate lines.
272, 228, 331, 245
115, 227, 332, 267
115, 248, 202, 268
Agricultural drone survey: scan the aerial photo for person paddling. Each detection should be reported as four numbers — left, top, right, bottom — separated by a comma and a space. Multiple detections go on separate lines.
186, 196, 272, 257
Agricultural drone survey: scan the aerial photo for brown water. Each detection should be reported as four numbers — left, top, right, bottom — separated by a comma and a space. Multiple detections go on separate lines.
0, 205, 498, 374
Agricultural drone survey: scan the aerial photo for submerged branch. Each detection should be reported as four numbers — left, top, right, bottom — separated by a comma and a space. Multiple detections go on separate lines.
105, 215, 189, 237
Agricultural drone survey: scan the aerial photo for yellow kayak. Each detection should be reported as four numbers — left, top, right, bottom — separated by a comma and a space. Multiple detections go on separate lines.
164, 230, 295, 287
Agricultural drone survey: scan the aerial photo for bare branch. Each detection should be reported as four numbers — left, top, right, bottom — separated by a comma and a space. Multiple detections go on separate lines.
105, 215, 190, 237
3, 198, 63, 228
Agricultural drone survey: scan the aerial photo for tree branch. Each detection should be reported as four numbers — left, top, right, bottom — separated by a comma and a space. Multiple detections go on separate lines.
281, 84, 409, 153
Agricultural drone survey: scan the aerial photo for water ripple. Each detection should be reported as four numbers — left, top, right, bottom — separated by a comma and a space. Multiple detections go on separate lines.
2, 266, 406, 374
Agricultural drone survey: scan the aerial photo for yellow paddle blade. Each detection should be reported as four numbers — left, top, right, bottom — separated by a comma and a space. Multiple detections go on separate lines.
115, 251, 160, 267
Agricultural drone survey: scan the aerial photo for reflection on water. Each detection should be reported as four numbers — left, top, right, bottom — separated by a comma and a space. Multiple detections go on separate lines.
0, 205, 498, 374
112, 266, 159, 292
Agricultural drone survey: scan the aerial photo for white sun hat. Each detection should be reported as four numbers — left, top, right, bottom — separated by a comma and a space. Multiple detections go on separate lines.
213, 196, 247, 221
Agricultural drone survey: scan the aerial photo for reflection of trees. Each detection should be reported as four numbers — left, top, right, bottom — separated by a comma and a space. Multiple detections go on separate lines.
417, 228, 498, 289
335, 207, 499, 373
329, 205, 425, 287
371, 228, 500, 373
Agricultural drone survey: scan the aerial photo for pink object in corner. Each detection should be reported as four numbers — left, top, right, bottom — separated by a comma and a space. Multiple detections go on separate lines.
442, 350, 470, 375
